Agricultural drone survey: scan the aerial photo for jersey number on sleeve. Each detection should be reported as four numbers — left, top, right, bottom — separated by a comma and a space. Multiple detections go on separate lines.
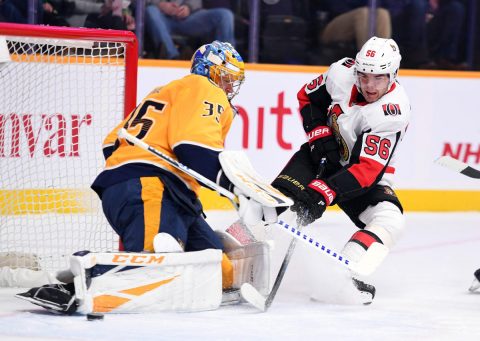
364, 135, 391, 160
202, 101, 224, 123
124, 100, 166, 140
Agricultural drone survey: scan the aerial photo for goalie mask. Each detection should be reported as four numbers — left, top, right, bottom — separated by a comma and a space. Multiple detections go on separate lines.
191, 41, 245, 100
355, 36, 402, 91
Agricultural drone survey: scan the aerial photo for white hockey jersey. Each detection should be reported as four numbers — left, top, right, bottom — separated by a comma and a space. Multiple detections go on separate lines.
302, 57, 411, 202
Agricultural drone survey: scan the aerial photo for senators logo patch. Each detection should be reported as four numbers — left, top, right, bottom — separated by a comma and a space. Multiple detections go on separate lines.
342, 58, 355, 68
328, 104, 349, 162
383, 186, 397, 197
382, 103, 401, 116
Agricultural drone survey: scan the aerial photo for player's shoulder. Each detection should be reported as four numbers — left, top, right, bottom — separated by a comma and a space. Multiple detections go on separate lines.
326, 58, 356, 100
364, 83, 411, 131
328, 57, 356, 80
182, 74, 228, 101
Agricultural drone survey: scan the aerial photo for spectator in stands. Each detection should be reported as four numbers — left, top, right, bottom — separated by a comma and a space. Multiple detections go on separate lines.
44, 1, 73, 26
144, 0, 235, 60
83, 0, 135, 30
0, 0, 70, 26
317, 0, 392, 51
67, 0, 134, 30
426, 0, 467, 70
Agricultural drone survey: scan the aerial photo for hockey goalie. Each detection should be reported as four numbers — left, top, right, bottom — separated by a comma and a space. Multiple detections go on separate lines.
16, 41, 291, 314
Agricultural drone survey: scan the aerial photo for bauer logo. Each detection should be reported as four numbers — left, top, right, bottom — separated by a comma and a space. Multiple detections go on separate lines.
382, 103, 401, 116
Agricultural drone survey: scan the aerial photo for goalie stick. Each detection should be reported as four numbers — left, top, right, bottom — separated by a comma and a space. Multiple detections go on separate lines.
118, 128, 293, 209
435, 156, 480, 179
117, 128, 237, 203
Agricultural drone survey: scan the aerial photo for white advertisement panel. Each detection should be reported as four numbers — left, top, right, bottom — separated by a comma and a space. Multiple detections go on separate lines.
138, 64, 480, 192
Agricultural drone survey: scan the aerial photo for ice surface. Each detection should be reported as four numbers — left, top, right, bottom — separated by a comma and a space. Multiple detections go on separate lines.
1, 211, 480, 341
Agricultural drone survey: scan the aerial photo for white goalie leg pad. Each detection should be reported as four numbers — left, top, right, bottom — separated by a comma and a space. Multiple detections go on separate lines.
216, 231, 270, 295
343, 201, 405, 276
71, 249, 223, 314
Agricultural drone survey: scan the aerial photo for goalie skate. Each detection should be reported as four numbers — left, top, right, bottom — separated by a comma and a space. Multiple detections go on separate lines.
15, 283, 77, 314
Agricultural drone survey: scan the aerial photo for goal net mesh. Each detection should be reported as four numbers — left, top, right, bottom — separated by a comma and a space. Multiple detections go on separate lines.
0, 29, 134, 282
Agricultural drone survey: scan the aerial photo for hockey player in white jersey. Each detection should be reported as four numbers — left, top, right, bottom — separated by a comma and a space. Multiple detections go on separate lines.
272, 37, 411, 304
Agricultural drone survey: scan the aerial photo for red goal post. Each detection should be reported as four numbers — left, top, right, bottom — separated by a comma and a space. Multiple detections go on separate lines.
0, 23, 138, 287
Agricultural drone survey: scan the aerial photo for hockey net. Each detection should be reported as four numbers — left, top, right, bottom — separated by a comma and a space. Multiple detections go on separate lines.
0, 23, 138, 287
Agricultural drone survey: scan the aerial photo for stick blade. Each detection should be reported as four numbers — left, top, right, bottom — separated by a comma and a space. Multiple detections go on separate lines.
435, 156, 467, 172
240, 283, 266, 312
435, 156, 480, 179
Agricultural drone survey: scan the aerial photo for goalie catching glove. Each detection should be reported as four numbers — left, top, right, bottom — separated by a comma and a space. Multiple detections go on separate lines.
218, 151, 293, 226
236, 189, 278, 226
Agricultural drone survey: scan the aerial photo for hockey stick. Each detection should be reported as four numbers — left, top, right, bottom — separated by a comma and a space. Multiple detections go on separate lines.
240, 217, 385, 311
240, 230, 298, 311
117, 128, 237, 206
435, 156, 480, 179
118, 129, 293, 208
240, 160, 327, 312
118, 130, 372, 304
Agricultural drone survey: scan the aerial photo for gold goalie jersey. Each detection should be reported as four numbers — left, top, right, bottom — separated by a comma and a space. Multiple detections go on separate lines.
92, 74, 235, 197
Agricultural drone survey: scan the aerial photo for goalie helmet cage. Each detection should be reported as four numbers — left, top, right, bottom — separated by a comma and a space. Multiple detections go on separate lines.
0, 23, 138, 287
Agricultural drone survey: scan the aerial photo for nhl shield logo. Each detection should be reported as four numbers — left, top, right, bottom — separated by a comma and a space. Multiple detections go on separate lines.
382, 103, 401, 116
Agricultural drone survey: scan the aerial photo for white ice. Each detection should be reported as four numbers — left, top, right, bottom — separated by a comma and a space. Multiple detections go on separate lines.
1, 211, 479, 341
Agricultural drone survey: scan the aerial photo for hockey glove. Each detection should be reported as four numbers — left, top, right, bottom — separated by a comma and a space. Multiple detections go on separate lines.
306, 122, 340, 168
272, 143, 336, 226
299, 93, 340, 168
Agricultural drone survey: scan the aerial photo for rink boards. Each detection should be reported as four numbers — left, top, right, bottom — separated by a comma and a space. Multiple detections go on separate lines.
138, 61, 480, 211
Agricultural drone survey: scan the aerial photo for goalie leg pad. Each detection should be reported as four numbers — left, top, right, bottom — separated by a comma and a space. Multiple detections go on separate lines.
70, 249, 223, 314
216, 231, 270, 295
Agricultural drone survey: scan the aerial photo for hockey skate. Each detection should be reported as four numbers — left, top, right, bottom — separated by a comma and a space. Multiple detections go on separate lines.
15, 283, 77, 314
468, 268, 480, 292
352, 278, 376, 305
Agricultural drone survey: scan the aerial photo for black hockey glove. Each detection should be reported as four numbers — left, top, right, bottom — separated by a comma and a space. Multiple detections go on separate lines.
300, 100, 341, 170
304, 119, 340, 169
272, 143, 336, 226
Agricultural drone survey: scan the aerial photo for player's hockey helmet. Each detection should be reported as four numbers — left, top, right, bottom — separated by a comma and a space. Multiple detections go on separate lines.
191, 41, 245, 100
355, 36, 401, 88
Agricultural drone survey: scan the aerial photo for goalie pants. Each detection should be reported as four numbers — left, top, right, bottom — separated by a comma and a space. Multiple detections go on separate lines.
101, 177, 223, 253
